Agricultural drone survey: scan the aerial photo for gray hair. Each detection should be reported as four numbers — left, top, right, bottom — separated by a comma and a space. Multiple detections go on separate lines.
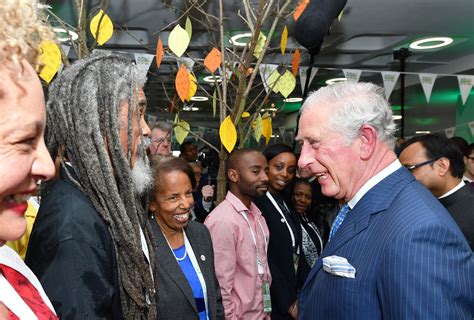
301, 82, 396, 149
45, 54, 157, 319
151, 120, 173, 134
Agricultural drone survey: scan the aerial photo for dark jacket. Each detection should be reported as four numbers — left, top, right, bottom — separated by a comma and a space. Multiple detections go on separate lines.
25, 168, 122, 319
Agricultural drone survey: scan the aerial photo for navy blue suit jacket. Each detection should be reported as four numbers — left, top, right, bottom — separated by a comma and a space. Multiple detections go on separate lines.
298, 168, 474, 319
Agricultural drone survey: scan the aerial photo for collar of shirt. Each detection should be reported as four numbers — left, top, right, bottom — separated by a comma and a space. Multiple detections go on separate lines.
225, 191, 261, 216
438, 180, 465, 199
348, 160, 402, 209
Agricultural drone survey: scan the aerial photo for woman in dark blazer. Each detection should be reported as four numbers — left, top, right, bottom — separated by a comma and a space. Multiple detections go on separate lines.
253, 144, 309, 320
148, 157, 224, 319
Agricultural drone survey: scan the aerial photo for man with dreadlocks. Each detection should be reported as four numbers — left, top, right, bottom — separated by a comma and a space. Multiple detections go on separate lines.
25, 54, 157, 319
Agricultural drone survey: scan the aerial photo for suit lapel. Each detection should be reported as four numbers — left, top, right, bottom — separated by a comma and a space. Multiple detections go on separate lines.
152, 221, 198, 315
302, 168, 415, 291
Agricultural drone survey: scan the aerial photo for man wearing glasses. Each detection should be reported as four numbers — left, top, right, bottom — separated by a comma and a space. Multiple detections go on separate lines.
399, 134, 474, 250
149, 121, 172, 156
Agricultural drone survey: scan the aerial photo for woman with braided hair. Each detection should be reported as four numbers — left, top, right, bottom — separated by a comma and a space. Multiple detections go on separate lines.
25, 54, 158, 319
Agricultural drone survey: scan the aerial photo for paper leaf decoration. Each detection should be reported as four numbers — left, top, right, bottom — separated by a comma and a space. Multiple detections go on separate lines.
262, 116, 273, 145
294, 0, 309, 21
38, 41, 61, 83
242, 112, 250, 118
174, 120, 190, 145
253, 114, 263, 142
185, 16, 192, 38
267, 69, 282, 93
168, 24, 190, 57
90, 9, 114, 46
253, 32, 267, 59
267, 69, 296, 98
156, 36, 163, 68
219, 116, 237, 153
338, 10, 344, 22
175, 64, 190, 102
204, 48, 222, 74
280, 26, 288, 55
292, 48, 300, 77
186, 73, 197, 101
212, 90, 217, 117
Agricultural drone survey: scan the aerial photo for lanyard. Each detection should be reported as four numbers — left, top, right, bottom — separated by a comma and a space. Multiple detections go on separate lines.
183, 230, 209, 319
266, 192, 296, 249
239, 211, 268, 276
0, 274, 37, 319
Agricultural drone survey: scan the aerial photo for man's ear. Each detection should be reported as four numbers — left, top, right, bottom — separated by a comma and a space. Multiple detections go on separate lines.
435, 157, 451, 176
227, 169, 239, 183
358, 125, 377, 160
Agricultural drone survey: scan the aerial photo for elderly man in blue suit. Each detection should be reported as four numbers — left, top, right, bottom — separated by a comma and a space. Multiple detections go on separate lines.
295, 82, 473, 319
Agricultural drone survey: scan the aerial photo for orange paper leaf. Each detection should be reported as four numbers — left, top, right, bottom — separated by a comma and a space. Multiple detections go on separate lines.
156, 36, 163, 68
294, 0, 309, 21
204, 47, 222, 74
175, 64, 190, 102
292, 48, 300, 77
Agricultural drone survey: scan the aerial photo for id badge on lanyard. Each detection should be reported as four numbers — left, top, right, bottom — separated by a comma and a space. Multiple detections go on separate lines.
262, 280, 272, 313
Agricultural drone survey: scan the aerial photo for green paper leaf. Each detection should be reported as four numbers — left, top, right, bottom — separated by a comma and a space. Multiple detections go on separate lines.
185, 16, 192, 38
212, 90, 217, 117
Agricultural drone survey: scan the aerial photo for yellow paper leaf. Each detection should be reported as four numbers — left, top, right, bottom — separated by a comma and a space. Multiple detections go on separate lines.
292, 48, 300, 77
185, 16, 192, 38
204, 47, 222, 74
174, 120, 190, 145
267, 69, 281, 94
175, 64, 190, 102
219, 116, 237, 153
253, 113, 263, 142
38, 41, 61, 83
253, 32, 267, 59
280, 26, 288, 55
168, 24, 190, 57
242, 112, 250, 118
186, 73, 197, 101
278, 70, 296, 98
262, 116, 273, 145
90, 9, 114, 46
156, 36, 163, 68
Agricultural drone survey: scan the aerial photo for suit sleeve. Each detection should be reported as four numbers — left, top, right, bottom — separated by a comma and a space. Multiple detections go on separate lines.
205, 217, 239, 320
378, 223, 474, 319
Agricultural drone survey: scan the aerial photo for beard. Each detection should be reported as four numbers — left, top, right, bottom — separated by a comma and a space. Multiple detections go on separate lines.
131, 138, 153, 195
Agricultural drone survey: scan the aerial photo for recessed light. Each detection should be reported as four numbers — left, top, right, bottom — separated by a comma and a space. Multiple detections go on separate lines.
53, 27, 79, 42
190, 96, 209, 101
229, 33, 253, 47
409, 37, 453, 50
203, 75, 223, 83
415, 130, 431, 134
392, 115, 402, 120
326, 77, 347, 85
283, 97, 303, 103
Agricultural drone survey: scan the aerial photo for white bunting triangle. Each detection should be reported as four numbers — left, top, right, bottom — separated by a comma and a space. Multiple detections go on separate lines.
457, 75, 473, 105
419, 73, 437, 103
469, 122, 474, 137
381, 71, 400, 100
147, 115, 157, 125
445, 127, 455, 138
259, 63, 279, 94
343, 69, 362, 83
134, 53, 154, 77
299, 66, 318, 94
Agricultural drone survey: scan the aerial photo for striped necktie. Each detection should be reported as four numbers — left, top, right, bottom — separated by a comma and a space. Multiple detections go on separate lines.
329, 204, 350, 241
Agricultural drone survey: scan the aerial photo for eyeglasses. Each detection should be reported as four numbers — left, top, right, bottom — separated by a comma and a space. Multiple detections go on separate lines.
404, 159, 437, 171
152, 137, 171, 145
466, 156, 474, 161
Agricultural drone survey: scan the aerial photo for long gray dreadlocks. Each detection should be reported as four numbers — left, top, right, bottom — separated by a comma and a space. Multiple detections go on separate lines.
45, 54, 157, 319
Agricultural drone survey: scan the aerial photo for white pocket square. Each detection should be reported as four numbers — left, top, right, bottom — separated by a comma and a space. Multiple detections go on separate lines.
322, 255, 356, 278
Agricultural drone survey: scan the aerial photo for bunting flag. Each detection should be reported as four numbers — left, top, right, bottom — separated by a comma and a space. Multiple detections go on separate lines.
134, 53, 154, 77
445, 127, 455, 138
176, 57, 195, 70
298, 66, 318, 93
343, 69, 362, 83
457, 75, 473, 105
419, 73, 437, 103
469, 122, 474, 137
381, 71, 400, 100
57, 45, 71, 75
259, 64, 279, 93
147, 114, 157, 124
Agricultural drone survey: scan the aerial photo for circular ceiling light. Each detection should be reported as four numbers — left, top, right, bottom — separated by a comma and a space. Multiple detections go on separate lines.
203, 75, 223, 83
283, 97, 303, 103
190, 96, 209, 101
229, 33, 253, 47
409, 37, 453, 50
325, 77, 347, 85
392, 115, 402, 120
53, 27, 79, 42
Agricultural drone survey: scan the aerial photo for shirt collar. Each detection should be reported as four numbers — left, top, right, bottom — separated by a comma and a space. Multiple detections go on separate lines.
225, 191, 260, 215
438, 180, 465, 199
348, 160, 402, 209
